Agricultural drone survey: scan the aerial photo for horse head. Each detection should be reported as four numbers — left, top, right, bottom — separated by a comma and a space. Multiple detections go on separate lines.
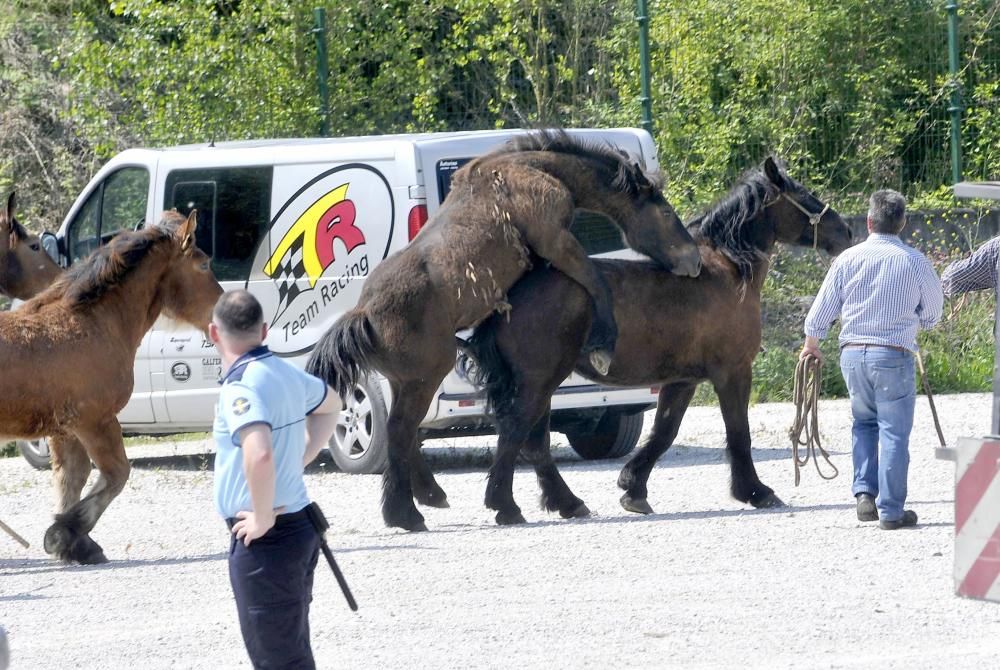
0, 192, 63, 300
616, 162, 702, 277
157, 210, 224, 336
763, 157, 853, 256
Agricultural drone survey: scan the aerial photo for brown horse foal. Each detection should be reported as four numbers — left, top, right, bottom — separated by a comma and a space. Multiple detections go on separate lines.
0, 193, 62, 300
0, 211, 223, 564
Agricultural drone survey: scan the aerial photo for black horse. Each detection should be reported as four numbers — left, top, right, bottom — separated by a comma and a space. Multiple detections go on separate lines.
461, 157, 854, 524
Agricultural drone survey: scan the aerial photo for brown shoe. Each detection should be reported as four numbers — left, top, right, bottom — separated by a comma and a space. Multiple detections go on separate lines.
879, 510, 918, 530
856, 493, 878, 522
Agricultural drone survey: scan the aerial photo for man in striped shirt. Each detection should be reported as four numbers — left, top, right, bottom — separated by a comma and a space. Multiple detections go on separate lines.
801, 189, 943, 530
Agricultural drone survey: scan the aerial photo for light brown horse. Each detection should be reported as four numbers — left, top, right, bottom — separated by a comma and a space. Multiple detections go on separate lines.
461, 157, 854, 524
308, 130, 702, 532
0, 193, 62, 300
0, 210, 223, 564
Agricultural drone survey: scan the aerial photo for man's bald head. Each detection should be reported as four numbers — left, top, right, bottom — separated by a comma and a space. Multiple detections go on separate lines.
212, 290, 264, 341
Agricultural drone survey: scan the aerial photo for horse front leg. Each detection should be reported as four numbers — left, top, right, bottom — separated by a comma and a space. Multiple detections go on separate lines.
713, 367, 784, 508
516, 208, 617, 375
618, 382, 696, 514
382, 381, 440, 531
44, 417, 129, 564
522, 410, 589, 520
49, 433, 91, 514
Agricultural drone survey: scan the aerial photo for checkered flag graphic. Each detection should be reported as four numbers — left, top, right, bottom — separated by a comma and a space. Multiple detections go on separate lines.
268, 233, 307, 322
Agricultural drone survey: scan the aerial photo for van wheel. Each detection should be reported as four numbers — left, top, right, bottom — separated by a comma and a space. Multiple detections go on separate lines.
18, 438, 52, 470
328, 377, 389, 474
565, 410, 644, 460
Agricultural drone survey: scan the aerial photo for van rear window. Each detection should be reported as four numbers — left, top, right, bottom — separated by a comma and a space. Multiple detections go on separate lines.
165, 167, 273, 281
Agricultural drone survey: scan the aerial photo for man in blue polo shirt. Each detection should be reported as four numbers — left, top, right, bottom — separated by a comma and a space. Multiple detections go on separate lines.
210, 289, 341, 670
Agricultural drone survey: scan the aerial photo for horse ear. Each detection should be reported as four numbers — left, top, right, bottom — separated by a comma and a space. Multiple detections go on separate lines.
177, 209, 198, 252
4, 192, 16, 250
763, 157, 785, 188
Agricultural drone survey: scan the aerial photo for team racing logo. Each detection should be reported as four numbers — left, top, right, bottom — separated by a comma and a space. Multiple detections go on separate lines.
252, 164, 394, 356
264, 183, 366, 322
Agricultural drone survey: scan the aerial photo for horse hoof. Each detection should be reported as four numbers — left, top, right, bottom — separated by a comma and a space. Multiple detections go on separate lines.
43, 524, 69, 556
496, 510, 527, 525
621, 494, 654, 515
419, 496, 450, 510
409, 522, 429, 532
751, 492, 786, 509
561, 502, 591, 519
75, 542, 108, 565
588, 350, 613, 376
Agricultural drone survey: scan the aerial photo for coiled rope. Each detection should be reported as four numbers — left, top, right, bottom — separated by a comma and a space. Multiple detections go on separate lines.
789, 353, 838, 485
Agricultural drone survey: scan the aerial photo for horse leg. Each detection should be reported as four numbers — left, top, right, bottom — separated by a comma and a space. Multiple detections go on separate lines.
522, 410, 589, 519
43, 418, 129, 564
49, 433, 91, 514
410, 436, 449, 509
382, 381, 440, 531
618, 382, 697, 514
485, 411, 526, 526
515, 210, 617, 375
713, 367, 784, 508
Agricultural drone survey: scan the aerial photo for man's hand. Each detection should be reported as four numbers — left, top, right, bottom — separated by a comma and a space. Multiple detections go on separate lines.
232, 509, 277, 546
800, 335, 823, 363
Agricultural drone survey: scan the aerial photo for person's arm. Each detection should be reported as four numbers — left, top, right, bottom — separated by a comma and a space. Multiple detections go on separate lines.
942, 236, 1000, 297
801, 260, 844, 362
232, 423, 277, 546
916, 257, 944, 330
304, 388, 341, 466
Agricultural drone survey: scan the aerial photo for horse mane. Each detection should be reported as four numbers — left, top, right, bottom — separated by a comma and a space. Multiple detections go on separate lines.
496, 129, 664, 196
691, 165, 784, 286
46, 213, 182, 307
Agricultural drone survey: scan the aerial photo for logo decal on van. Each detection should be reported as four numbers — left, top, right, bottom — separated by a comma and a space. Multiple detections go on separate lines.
252, 164, 394, 356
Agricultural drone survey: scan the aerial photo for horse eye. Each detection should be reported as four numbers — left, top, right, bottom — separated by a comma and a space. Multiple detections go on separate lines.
30, 243, 40, 251
200, 261, 210, 271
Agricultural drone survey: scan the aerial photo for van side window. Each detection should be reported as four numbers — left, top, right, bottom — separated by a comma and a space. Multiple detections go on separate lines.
67, 167, 150, 262
571, 211, 626, 255
165, 167, 273, 281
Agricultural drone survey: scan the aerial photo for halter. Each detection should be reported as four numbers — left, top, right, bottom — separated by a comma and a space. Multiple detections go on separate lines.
775, 192, 830, 250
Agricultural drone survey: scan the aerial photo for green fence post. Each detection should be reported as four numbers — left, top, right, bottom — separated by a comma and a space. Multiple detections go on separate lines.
947, 0, 962, 183
313, 7, 330, 138
637, 0, 653, 135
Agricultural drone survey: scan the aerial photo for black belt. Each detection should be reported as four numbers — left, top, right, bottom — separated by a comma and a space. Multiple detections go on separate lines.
842, 343, 910, 354
225, 506, 310, 531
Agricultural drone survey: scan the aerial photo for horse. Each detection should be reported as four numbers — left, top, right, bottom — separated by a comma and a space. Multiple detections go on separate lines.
460, 157, 854, 524
308, 130, 703, 532
0, 193, 62, 300
0, 210, 224, 564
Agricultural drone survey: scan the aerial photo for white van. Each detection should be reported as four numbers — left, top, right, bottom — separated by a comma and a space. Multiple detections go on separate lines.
20, 129, 660, 473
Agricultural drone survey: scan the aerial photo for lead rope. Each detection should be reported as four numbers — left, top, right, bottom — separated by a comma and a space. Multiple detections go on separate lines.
789, 353, 839, 485
915, 350, 947, 449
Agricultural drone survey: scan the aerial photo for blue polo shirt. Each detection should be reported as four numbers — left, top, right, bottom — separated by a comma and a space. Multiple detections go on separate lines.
212, 345, 328, 519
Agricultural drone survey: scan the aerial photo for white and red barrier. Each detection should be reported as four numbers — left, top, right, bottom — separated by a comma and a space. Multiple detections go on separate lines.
954, 437, 1000, 601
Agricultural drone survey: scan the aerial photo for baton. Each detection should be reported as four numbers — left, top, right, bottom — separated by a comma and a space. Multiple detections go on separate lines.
305, 502, 358, 611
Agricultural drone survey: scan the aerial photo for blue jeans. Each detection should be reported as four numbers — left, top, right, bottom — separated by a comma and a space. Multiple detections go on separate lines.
839, 346, 916, 522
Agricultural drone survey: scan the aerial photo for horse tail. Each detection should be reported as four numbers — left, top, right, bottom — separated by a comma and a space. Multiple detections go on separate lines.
457, 316, 516, 418
307, 309, 378, 400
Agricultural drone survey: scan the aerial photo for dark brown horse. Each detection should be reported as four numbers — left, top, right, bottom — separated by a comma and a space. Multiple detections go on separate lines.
461, 157, 854, 524
0, 193, 62, 300
0, 211, 223, 564
308, 130, 702, 532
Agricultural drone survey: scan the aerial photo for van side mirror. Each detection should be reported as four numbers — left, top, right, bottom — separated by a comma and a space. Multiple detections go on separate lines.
40, 231, 61, 264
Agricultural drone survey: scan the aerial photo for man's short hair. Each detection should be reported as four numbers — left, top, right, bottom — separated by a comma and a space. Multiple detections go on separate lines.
868, 189, 907, 235
213, 290, 263, 338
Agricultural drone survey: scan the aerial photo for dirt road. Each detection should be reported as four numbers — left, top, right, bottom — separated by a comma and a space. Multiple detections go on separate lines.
2, 393, 999, 669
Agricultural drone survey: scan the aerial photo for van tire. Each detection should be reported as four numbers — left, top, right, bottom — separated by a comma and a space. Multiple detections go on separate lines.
18, 438, 52, 470
328, 377, 389, 474
565, 410, 644, 460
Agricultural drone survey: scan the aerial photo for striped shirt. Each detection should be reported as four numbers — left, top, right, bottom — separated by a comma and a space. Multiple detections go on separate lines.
804, 233, 943, 352
941, 235, 1000, 297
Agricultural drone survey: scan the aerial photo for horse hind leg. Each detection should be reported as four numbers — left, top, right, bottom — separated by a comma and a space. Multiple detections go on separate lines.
382, 381, 443, 531
49, 433, 91, 514
43, 419, 129, 564
410, 436, 449, 509
618, 382, 697, 515
522, 411, 589, 520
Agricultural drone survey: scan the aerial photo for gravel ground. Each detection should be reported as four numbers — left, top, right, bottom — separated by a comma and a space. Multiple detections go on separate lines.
2, 392, 1000, 670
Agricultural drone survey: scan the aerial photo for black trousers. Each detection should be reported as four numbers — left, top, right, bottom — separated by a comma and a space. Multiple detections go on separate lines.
227, 509, 320, 670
